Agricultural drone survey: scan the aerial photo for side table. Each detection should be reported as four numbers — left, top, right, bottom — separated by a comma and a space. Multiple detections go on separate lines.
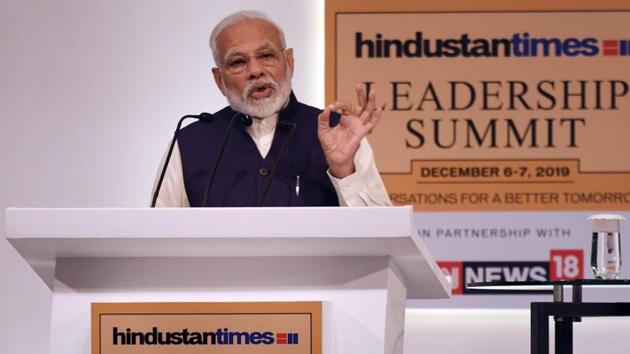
468, 279, 630, 354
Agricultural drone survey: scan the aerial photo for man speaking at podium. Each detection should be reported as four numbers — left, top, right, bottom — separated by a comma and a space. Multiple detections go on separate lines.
154, 11, 391, 208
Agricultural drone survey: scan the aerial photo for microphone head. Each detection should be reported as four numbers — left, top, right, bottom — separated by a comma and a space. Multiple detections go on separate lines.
197, 112, 214, 123
240, 114, 253, 127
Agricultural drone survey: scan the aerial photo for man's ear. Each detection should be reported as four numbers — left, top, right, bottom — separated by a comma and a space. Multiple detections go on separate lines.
212, 67, 226, 96
285, 48, 295, 76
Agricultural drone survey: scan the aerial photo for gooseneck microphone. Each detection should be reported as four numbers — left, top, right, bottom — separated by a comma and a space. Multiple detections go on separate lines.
151, 113, 215, 208
257, 121, 298, 206
201, 111, 243, 207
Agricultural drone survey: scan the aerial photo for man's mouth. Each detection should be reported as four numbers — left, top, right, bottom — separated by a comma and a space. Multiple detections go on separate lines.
248, 84, 274, 99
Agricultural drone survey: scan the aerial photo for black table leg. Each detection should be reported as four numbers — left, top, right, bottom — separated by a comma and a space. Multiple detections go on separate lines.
531, 303, 549, 354
554, 317, 573, 354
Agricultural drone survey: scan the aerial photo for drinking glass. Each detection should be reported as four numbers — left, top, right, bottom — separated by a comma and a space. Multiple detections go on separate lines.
589, 214, 624, 279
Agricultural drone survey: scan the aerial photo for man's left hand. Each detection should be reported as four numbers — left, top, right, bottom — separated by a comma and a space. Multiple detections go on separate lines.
317, 85, 383, 179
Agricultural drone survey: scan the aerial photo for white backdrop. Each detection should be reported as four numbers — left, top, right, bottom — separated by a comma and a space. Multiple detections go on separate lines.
1, 1, 629, 354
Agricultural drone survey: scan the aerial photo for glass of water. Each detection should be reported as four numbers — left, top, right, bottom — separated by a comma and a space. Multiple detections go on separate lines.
589, 214, 624, 279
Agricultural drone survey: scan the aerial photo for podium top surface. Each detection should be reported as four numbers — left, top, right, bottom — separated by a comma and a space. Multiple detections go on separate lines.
7, 206, 411, 238
5, 206, 451, 299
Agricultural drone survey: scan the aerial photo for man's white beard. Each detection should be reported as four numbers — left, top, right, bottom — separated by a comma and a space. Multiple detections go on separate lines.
224, 70, 292, 118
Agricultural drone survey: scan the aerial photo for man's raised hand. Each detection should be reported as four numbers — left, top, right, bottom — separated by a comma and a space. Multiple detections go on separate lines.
317, 85, 383, 178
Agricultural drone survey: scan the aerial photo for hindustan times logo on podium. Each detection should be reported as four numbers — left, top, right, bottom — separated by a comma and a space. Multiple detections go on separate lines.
92, 302, 321, 354
112, 327, 299, 346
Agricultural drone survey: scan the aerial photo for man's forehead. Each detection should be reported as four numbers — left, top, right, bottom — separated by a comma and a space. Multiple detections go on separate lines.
215, 19, 284, 57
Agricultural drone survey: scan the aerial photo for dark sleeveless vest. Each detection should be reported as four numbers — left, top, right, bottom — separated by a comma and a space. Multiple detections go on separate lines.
177, 92, 341, 207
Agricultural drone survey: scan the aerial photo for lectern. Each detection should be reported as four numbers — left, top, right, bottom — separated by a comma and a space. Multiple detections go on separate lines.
6, 206, 450, 354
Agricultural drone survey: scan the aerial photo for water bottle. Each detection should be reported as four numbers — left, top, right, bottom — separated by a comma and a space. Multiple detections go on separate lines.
589, 214, 624, 279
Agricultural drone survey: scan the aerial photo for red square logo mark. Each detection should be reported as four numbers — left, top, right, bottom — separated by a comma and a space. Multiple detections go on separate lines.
549, 249, 583, 280
603, 40, 619, 56
276, 333, 287, 345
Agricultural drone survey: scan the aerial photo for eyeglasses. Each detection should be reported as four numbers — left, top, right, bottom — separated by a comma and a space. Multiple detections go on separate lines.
220, 48, 287, 75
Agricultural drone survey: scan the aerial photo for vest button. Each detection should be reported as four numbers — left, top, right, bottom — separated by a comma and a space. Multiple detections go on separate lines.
259, 168, 269, 176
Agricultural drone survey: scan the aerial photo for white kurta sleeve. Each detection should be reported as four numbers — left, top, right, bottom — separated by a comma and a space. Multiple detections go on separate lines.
327, 138, 393, 207
151, 141, 190, 207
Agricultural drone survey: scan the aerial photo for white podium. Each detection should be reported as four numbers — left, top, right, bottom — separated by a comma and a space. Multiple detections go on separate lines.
6, 206, 450, 354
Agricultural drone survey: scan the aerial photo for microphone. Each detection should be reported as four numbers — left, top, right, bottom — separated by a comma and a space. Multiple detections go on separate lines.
257, 121, 297, 206
201, 111, 242, 207
151, 112, 215, 208
240, 114, 253, 127
197, 112, 215, 123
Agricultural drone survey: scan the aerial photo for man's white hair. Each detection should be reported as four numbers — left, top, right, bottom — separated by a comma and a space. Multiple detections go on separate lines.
209, 10, 287, 66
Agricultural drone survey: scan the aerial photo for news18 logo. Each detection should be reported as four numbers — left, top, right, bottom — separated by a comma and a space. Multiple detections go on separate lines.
438, 249, 583, 295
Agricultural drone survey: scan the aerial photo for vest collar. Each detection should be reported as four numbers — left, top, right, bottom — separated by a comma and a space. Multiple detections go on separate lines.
278, 91, 299, 124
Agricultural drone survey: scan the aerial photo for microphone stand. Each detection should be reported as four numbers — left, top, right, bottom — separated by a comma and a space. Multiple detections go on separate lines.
151, 113, 214, 207
201, 111, 242, 207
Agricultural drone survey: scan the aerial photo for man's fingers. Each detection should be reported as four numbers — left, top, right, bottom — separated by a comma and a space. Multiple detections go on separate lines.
330, 101, 353, 115
367, 88, 376, 106
355, 84, 367, 111
359, 90, 377, 124
366, 106, 383, 133
318, 105, 333, 133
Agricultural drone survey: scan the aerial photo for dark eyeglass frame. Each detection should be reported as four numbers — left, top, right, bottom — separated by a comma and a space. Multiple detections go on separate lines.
220, 48, 288, 75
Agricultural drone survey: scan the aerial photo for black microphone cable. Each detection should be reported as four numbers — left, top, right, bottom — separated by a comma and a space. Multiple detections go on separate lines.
201, 111, 242, 207
151, 113, 214, 207
257, 121, 298, 207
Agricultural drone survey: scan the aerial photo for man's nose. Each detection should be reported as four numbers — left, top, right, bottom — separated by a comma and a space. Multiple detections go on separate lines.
246, 58, 265, 79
